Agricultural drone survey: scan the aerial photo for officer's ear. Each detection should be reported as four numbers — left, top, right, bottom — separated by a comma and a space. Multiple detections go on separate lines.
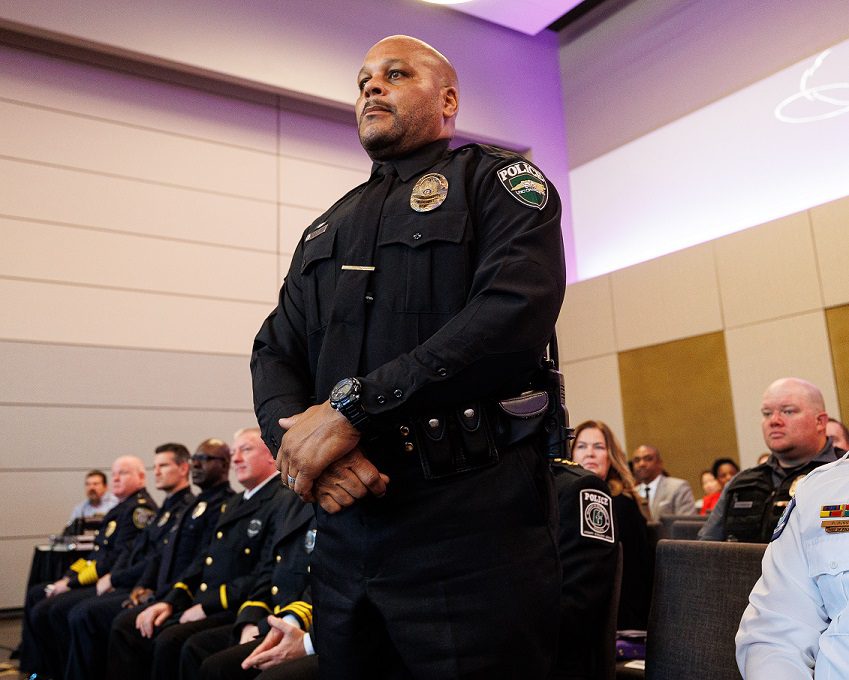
442, 86, 458, 120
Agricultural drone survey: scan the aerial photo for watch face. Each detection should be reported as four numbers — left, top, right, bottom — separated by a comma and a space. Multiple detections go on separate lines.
330, 378, 355, 404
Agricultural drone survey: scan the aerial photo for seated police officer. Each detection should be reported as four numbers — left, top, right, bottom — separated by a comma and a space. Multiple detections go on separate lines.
106, 428, 297, 680
20, 455, 156, 680
700, 377, 842, 542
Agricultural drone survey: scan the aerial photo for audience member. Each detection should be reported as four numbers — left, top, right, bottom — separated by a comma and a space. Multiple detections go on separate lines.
67, 469, 119, 527
699, 377, 840, 542
64, 443, 195, 680
736, 452, 849, 677
572, 420, 652, 630
106, 428, 298, 680
549, 456, 619, 679
20, 455, 155, 679
700, 458, 740, 515
696, 470, 720, 513
826, 416, 849, 450
631, 444, 696, 518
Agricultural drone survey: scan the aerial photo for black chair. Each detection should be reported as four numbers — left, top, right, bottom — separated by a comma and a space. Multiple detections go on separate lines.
658, 513, 707, 539
669, 520, 707, 540
644, 539, 766, 680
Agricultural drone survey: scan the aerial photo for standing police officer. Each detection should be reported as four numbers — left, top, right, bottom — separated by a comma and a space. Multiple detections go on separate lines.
251, 35, 566, 678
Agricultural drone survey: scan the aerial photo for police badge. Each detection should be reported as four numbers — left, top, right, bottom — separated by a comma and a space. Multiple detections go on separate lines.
192, 501, 208, 519
247, 518, 262, 538
157, 511, 171, 527
410, 173, 448, 212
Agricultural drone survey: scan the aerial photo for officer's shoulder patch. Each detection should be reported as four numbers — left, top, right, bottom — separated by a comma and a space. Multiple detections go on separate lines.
579, 488, 615, 543
133, 506, 155, 529
771, 497, 796, 541
496, 160, 548, 210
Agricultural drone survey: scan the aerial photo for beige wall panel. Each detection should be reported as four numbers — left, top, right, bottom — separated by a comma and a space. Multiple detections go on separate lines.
279, 157, 369, 211
1, 341, 252, 409
811, 196, 849, 308
0, 45, 278, 153
279, 204, 323, 257
0, 100, 277, 200
1, 470, 93, 538
1, 217, 277, 303
561, 353, 625, 444
0, 405, 253, 469
714, 211, 822, 328
0, 279, 267, 355
278, 109, 369, 170
1, 537, 42, 608
0, 158, 277, 251
826, 305, 849, 425
618, 332, 737, 494
725, 311, 839, 468
610, 243, 723, 351
557, 274, 616, 362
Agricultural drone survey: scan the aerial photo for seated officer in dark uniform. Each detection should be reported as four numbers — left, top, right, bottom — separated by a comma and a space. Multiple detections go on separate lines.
64, 443, 203, 680
252, 35, 566, 678
106, 428, 298, 680
179, 501, 316, 680
550, 457, 619, 680
20, 455, 156, 679
700, 377, 843, 542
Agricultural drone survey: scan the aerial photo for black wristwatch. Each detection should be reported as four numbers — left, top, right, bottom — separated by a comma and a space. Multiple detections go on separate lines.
329, 377, 370, 432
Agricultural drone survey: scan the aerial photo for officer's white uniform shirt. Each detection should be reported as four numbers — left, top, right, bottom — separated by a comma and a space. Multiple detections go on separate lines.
736, 452, 849, 679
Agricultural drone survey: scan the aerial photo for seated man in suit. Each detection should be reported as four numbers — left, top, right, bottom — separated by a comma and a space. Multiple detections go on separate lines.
631, 444, 696, 519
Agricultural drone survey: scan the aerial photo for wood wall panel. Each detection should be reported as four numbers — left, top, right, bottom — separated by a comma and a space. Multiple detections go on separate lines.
826, 304, 849, 424
618, 332, 737, 494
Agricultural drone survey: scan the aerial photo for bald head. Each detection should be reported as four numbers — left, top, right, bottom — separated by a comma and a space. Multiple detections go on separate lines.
356, 34, 459, 160
760, 377, 828, 466
111, 455, 146, 501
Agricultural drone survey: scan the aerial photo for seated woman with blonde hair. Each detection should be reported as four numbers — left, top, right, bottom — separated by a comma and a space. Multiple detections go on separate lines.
571, 419, 653, 631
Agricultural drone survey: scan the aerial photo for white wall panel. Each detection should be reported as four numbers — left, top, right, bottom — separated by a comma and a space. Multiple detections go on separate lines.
611, 243, 723, 351
279, 204, 323, 257
279, 157, 369, 210
0, 279, 268, 355
278, 109, 368, 170
725, 311, 839, 467
561, 353, 625, 445
557, 274, 616, 362
0, 158, 277, 251
0, 217, 277, 302
0, 100, 277, 200
714, 211, 823, 328
1, 537, 43, 608
811, 196, 849, 308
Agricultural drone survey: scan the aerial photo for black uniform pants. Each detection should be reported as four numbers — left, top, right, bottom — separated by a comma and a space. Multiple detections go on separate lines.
107, 605, 234, 680
65, 589, 130, 680
21, 582, 96, 678
181, 625, 318, 680
312, 440, 561, 679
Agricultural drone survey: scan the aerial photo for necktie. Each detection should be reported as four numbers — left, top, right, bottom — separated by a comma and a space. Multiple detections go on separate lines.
316, 164, 395, 394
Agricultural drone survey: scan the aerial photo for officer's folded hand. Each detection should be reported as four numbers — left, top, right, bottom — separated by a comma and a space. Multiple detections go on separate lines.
314, 449, 390, 513
279, 401, 369, 500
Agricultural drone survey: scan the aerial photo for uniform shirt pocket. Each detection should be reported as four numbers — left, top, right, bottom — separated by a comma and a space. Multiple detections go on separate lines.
300, 221, 339, 333
377, 210, 468, 313
806, 533, 849, 631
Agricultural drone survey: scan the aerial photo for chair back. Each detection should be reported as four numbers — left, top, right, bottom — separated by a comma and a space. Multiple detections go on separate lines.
645, 539, 766, 680
669, 520, 707, 540
659, 513, 707, 538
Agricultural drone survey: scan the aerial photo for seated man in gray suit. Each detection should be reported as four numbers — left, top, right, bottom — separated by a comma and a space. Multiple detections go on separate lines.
631, 445, 695, 519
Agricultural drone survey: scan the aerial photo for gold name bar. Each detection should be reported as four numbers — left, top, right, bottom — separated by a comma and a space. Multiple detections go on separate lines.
341, 265, 376, 271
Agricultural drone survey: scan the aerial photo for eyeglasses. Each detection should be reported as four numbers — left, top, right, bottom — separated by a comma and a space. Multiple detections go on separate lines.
191, 454, 227, 463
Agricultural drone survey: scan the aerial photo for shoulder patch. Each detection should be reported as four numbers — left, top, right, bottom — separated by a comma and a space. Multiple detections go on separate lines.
579, 489, 615, 543
133, 506, 155, 529
496, 160, 548, 210
771, 497, 795, 541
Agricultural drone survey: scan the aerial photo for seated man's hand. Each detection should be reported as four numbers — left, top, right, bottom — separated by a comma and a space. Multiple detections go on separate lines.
278, 402, 363, 501
314, 448, 390, 514
179, 603, 206, 624
96, 573, 113, 596
127, 586, 154, 606
46, 577, 70, 598
239, 623, 260, 645
242, 616, 307, 671
135, 601, 172, 638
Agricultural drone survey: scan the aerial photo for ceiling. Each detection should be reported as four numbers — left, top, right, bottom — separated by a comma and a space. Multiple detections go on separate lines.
438, 0, 606, 35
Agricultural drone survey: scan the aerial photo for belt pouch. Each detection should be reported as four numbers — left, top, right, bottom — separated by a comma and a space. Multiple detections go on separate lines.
412, 403, 498, 480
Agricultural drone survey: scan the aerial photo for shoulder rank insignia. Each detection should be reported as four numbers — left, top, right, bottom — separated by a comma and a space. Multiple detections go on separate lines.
410, 173, 448, 212
192, 501, 208, 519
247, 518, 262, 538
157, 511, 171, 527
579, 489, 615, 543
496, 161, 548, 210
133, 506, 155, 529
772, 497, 796, 541
104, 520, 117, 537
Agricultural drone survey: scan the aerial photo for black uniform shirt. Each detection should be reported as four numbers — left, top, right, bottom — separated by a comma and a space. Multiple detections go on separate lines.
252, 140, 566, 453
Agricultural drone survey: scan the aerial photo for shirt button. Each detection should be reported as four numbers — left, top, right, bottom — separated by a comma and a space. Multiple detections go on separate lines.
216, 531, 223, 539
437, 367, 448, 377
205, 556, 213, 565
393, 389, 403, 399
830, 560, 838, 569
244, 548, 251, 555
276, 554, 282, 563
412, 232, 422, 240
271, 585, 279, 595
376, 395, 386, 405
200, 583, 208, 592
365, 293, 374, 304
